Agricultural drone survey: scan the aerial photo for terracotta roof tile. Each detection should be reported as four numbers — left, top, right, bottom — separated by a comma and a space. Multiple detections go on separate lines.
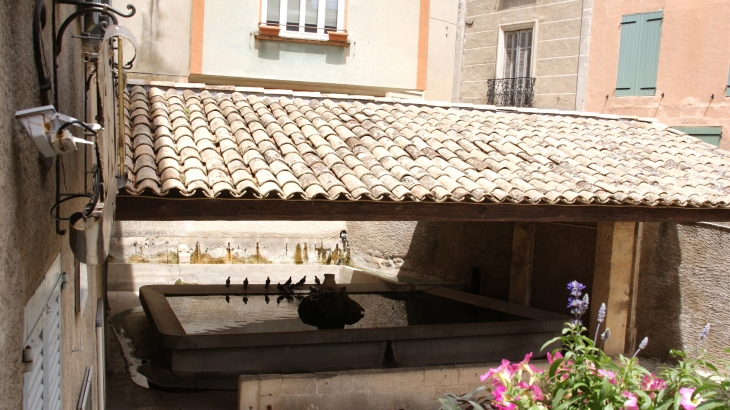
122, 86, 730, 206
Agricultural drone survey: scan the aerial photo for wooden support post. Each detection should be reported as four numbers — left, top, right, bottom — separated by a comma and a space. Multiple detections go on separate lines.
509, 223, 535, 306
590, 222, 637, 356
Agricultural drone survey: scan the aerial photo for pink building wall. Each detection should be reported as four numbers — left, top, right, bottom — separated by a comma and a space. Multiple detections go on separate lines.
585, 0, 730, 150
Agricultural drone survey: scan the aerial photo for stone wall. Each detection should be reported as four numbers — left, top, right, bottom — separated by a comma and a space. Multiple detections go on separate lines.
112, 220, 347, 265
459, 0, 586, 109
347, 221, 597, 320
238, 362, 549, 410
636, 222, 730, 361
0, 2, 103, 409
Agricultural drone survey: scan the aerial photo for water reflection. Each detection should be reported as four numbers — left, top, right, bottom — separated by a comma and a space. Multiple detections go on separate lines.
165, 293, 518, 335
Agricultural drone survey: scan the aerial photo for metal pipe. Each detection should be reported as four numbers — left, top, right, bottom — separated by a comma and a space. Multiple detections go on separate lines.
118, 39, 125, 179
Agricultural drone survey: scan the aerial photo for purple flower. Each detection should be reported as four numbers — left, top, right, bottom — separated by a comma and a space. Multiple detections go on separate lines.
597, 303, 606, 323
567, 281, 586, 298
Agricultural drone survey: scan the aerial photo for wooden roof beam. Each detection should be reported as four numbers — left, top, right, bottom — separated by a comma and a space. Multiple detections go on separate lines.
115, 196, 730, 222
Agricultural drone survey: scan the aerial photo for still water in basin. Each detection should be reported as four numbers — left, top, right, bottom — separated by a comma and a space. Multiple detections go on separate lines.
166, 293, 522, 335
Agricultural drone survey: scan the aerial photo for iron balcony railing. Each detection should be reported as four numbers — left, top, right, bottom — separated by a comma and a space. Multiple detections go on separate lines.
487, 77, 535, 108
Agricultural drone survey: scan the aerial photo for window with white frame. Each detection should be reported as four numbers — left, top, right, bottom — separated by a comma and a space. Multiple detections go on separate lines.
262, 0, 345, 38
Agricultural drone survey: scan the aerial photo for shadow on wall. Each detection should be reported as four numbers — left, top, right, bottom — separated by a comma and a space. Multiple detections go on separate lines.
498, 0, 537, 10
636, 222, 683, 361
256, 40, 349, 65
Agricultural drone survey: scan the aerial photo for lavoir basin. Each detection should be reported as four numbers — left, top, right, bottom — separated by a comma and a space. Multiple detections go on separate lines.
139, 282, 568, 376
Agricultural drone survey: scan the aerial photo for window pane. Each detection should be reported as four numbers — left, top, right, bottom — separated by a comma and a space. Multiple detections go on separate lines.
518, 29, 532, 77
325, 0, 338, 30
504, 31, 516, 78
305, 0, 318, 33
287, 0, 300, 31
267, 0, 281, 24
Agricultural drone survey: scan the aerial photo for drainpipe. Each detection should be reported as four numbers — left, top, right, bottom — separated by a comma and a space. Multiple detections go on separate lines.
96, 298, 105, 410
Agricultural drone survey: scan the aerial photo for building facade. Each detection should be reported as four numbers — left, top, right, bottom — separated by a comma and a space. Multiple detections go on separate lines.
126, 0, 460, 100
456, 0, 592, 110
584, 0, 730, 149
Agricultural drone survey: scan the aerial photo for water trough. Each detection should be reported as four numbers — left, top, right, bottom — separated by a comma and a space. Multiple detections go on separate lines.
139, 274, 568, 377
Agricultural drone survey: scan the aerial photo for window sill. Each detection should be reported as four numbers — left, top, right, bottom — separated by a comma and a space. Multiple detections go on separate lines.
255, 33, 350, 47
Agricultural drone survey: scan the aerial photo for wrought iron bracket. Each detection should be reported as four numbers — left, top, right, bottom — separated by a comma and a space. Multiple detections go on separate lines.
54, 2, 136, 56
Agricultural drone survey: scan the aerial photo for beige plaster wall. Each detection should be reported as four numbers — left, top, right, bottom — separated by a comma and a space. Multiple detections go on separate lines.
200, 0, 421, 95
460, 0, 584, 109
124, 0, 193, 78
425, 0, 460, 101
636, 222, 730, 361
0, 2, 103, 409
585, 0, 730, 150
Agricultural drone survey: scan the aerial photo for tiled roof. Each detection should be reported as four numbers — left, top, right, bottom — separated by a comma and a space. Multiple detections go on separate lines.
123, 85, 730, 208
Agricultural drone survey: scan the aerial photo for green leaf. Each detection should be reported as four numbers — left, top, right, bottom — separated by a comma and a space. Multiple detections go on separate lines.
696, 402, 728, 410
552, 388, 567, 408
467, 400, 485, 410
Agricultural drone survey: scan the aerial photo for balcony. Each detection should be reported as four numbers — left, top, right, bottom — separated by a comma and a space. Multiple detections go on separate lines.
487, 77, 535, 108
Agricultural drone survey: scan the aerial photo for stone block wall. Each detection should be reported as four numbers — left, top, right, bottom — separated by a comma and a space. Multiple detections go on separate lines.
238, 363, 526, 410
458, 0, 586, 110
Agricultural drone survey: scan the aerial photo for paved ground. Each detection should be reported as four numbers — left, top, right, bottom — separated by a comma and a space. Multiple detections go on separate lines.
106, 291, 237, 410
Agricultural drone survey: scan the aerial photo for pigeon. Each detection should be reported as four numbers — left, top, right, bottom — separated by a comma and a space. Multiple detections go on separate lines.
314, 276, 320, 285
242, 296, 248, 304
225, 276, 231, 287
294, 276, 306, 287
243, 278, 248, 289
265, 277, 271, 288
309, 285, 319, 293
340, 230, 348, 247
277, 283, 287, 293
225, 295, 230, 303
264, 295, 270, 304
284, 276, 292, 286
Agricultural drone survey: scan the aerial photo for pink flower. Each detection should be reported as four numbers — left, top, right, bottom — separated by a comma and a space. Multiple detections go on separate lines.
597, 369, 617, 384
641, 374, 667, 390
679, 387, 703, 410
480, 360, 514, 385
622, 391, 639, 410
528, 384, 545, 401
547, 351, 563, 364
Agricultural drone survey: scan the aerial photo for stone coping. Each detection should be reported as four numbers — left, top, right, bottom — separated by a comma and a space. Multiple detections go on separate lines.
238, 361, 552, 410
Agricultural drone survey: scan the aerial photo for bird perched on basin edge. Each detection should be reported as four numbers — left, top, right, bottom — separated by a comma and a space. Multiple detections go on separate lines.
340, 230, 348, 247
294, 276, 306, 287
243, 277, 248, 290
284, 276, 292, 286
309, 285, 318, 293
225, 276, 230, 287
265, 277, 271, 288
314, 276, 320, 285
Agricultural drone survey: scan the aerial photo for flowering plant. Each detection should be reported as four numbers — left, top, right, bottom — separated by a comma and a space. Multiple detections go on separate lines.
438, 281, 730, 410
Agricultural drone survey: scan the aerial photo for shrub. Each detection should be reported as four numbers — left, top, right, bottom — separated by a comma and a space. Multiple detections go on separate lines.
438, 281, 730, 410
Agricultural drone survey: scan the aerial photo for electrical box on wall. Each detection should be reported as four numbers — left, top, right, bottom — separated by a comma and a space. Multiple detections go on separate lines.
15, 105, 99, 158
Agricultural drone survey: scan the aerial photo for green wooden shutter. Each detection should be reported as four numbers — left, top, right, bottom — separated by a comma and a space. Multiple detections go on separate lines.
673, 126, 722, 147
615, 14, 640, 96
616, 11, 663, 97
635, 11, 663, 96
726, 67, 730, 97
